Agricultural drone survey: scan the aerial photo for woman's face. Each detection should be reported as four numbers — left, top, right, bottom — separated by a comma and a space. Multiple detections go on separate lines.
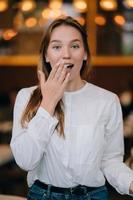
45, 25, 87, 82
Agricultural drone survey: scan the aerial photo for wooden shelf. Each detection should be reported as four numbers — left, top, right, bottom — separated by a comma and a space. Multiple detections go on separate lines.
0, 55, 38, 66
92, 56, 133, 67
0, 55, 133, 67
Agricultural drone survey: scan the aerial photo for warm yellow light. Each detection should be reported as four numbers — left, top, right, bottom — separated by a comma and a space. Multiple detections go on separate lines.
73, 0, 87, 12
100, 0, 117, 11
114, 15, 126, 26
13, 12, 24, 29
95, 15, 106, 26
120, 91, 132, 106
3, 29, 17, 41
20, 0, 36, 12
0, 0, 8, 12
60, 10, 68, 17
49, 0, 62, 9
50, 9, 62, 19
25, 17, 37, 28
75, 16, 85, 25
0, 30, 2, 38
42, 8, 51, 19
42, 8, 63, 19
124, 0, 133, 8
38, 18, 47, 27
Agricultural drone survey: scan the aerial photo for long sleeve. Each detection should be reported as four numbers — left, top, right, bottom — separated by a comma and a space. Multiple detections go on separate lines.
101, 95, 133, 195
10, 87, 58, 171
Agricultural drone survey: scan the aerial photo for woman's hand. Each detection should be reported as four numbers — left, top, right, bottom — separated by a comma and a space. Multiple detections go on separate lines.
129, 181, 133, 194
38, 61, 70, 116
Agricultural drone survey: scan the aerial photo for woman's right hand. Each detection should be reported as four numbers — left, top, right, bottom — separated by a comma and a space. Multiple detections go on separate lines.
38, 61, 70, 116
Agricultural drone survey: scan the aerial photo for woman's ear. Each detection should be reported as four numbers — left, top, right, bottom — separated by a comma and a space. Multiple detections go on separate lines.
45, 54, 49, 62
83, 53, 87, 61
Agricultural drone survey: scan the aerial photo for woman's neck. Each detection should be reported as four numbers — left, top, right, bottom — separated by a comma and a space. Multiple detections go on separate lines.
65, 78, 85, 92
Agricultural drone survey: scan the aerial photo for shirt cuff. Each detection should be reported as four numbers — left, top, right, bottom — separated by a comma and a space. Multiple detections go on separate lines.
27, 106, 59, 142
125, 175, 133, 196
128, 180, 133, 196
37, 106, 58, 125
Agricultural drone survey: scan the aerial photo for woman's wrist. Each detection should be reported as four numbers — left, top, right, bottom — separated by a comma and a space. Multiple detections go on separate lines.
129, 181, 133, 194
40, 100, 56, 116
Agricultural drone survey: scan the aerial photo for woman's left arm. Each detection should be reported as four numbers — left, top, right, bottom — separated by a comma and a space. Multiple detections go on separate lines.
101, 94, 133, 196
129, 182, 133, 194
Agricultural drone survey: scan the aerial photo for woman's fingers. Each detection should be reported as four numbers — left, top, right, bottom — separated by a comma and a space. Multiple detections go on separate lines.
54, 64, 65, 80
38, 70, 46, 88
58, 67, 67, 83
48, 61, 60, 80
38, 62, 70, 101
62, 72, 70, 88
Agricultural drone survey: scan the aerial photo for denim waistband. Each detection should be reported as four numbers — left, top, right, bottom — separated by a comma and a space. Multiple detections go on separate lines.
34, 180, 105, 195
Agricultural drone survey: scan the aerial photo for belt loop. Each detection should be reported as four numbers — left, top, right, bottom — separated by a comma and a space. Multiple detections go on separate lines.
83, 186, 87, 195
46, 184, 51, 198
70, 187, 73, 195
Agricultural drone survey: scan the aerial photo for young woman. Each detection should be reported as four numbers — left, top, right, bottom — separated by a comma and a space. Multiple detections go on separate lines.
10, 16, 133, 200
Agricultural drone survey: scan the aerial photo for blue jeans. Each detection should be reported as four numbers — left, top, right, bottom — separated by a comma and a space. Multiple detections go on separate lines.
27, 182, 109, 200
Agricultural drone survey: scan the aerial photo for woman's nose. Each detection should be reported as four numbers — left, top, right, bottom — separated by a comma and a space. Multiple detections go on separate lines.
62, 47, 71, 59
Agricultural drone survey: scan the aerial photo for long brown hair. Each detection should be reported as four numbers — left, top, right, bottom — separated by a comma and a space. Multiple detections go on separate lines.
21, 16, 91, 137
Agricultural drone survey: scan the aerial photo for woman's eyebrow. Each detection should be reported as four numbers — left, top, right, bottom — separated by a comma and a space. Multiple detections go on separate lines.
70, 39, 81, 43
50, 40, 61, 43
50, 39, 81, 43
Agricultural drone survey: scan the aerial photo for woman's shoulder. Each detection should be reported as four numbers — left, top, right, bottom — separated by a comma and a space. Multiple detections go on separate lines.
87, 82, 118, 102
15, 85, 38, 104
17, 85, 37, 97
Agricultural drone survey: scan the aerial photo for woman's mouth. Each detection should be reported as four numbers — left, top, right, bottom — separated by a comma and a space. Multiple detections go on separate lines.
64, 64, 74, 69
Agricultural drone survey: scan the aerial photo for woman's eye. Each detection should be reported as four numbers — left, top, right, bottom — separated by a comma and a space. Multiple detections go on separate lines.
52, 46, 61, 50
71, 44, 80, 49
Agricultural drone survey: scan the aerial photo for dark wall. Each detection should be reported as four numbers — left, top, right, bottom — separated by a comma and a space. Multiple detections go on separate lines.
0, 66, 38, 93
90, 66, 133, 94
0, 65, 133, 94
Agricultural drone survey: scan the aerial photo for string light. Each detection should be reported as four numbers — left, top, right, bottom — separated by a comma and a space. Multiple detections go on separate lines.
42, 8, 52, 19
73, 0, 87, 12
95, 15, 106, 26
20, 0, 36, 12
100, 0, 118, 11
49, 0, 63, 10
25, 17, 37, 28
0, 0, 8, 12
42, 8, 64, 20
119, 91, 132, 106
123, 0, 133, 8
75, 16, 85, 25
114, 15, 126, 26
3, 29, 17, 41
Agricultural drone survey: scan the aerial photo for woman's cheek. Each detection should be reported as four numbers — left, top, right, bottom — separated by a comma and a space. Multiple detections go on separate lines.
50, 59, 59, 68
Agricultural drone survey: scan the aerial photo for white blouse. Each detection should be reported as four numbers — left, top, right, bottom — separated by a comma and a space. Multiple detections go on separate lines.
10, 82, 133, 195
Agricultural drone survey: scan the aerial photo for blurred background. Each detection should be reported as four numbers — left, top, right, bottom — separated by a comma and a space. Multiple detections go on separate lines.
0, 0, 133, 199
